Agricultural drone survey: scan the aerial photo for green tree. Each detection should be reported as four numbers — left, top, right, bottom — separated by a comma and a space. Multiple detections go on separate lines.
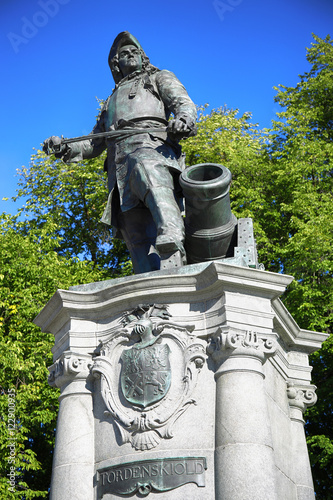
14, 147, 130, 274
0, 215, 109, 498
267, 34, 333, 498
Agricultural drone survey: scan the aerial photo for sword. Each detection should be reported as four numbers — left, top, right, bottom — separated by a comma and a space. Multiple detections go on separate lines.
48, 127, 168, 154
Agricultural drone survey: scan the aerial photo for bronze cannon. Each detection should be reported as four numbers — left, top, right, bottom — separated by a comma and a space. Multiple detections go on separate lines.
180, 163, 238, 264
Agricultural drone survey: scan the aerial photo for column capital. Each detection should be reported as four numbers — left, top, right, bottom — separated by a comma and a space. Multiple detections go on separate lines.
287, 382, 317, 423
207, 327, 277, 376
208, 327, 277, 362
48, 351, 93, 392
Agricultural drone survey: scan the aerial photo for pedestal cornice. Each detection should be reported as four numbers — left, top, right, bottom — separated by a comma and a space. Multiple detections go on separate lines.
34, 261, 293, 333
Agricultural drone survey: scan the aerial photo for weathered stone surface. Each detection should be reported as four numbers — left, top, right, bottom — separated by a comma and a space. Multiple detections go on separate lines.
34, 261, 328, 499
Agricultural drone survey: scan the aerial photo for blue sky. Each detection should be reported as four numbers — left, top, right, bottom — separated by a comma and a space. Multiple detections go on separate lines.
1, 0, 332, 215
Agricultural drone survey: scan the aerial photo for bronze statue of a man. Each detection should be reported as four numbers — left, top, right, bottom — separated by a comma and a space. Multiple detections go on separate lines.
43, 32, 197, 273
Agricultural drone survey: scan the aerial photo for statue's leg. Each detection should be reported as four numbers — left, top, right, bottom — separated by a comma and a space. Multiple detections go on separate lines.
117, 206, 160, 274
127, 155, 186, 265
144, 187, 186, 259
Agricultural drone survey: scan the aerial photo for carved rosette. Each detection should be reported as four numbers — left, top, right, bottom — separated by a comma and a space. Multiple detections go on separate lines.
207, 327, 277, 374
287, 382, 317, 423
91, 306, 206, 452
48, 352, 93, 389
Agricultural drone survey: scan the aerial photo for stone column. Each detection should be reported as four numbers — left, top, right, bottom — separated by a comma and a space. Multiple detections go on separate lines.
208, 328, 278, 500
48, 352, 94, 500
287, 383, 317, 500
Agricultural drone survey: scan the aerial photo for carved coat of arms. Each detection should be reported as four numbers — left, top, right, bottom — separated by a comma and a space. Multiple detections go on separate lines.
92, 305, 206, 451
121, 340, 171, 407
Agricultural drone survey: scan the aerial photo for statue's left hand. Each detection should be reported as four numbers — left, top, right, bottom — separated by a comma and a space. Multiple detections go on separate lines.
167, 115, 196, 140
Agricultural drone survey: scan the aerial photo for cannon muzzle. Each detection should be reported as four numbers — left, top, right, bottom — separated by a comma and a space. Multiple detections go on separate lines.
180, 163, 237, 264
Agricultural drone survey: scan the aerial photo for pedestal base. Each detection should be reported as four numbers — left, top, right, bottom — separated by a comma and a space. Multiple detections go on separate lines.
34, 261, 327, 500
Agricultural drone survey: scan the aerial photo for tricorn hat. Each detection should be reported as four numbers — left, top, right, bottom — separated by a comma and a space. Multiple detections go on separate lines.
108, 32, 149, 84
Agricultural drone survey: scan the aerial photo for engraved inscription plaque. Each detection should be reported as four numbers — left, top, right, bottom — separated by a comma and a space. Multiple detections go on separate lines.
97, 457, 207, 497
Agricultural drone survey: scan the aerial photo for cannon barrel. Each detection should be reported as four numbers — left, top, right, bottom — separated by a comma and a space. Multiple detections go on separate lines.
179, 163, 237, 264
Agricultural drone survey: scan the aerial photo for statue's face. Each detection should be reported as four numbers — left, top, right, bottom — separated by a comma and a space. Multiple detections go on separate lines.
118, 45, 142, 77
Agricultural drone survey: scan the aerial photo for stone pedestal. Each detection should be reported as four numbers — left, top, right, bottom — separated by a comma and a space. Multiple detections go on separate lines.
34, 261, 328, 500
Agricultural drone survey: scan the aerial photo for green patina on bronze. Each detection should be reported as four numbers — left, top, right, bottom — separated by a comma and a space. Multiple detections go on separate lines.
43, 31, 197, 274
97, 457, 207, 497
120, 318, 171, 407
180, 163, 237, 264
43, 32, 253, 274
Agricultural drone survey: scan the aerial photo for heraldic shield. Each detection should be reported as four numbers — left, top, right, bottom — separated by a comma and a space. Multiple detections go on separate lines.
121, 343, 171, 407
91, 305, 206, 451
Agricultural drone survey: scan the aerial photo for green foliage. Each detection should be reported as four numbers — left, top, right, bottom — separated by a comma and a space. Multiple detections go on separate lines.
306, 334, 333, 499
0, 215, 108, 498
267, 34, 333, 498
268, 34, 333, 332
14, 148, 130, 274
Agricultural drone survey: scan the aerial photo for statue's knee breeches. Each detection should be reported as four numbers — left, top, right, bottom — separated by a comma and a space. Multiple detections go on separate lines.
128, 160, 175, 202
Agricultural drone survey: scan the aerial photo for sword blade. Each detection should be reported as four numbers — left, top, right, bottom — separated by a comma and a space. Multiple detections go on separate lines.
61, 127, 167, 145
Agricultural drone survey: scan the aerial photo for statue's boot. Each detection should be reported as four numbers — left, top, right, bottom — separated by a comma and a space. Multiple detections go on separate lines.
117, 206, 160, 274
144, 187, 186, 261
